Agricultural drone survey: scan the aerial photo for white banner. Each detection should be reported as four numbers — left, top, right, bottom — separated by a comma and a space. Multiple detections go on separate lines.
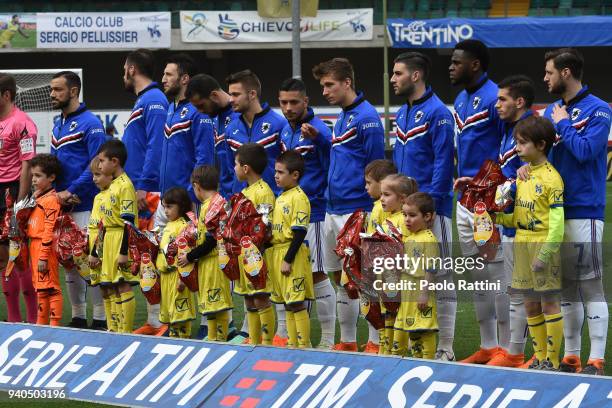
36, 12, 171, 49
180, 9, 373, 43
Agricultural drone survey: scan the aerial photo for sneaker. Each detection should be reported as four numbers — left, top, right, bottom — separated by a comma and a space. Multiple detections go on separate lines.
581, 359, 604, 376
316, 340, 334, 350
487, 350, 525, 368
559, 355, 582, 373
227, 329, 246, 342
133, 323, 157, 335
537, 359, 558, 371
459, 346, 500, 364
332, 342, 358, 352
434, 349, 456, 361
362, 341, 379, 354
229, 334, 248, 345
90, 319, 107, 331
527, 358, 541, 369
67, 317, 88, 329
195, 325, 208, 340
153, 324, 168, 336
273, 335, 288, 347
519, 355, 537, 369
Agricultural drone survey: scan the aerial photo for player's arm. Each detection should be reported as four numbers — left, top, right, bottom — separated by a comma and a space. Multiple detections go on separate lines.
361, 116, 385, 163
554, 106, 611, 163
281, 198, 310, 275
429, 108, 455, 212
139, 102, 167, 192
67, 123, 105, 199
314, 121, 332, 176
190, 113, 215, 201
537, 185, 564, 265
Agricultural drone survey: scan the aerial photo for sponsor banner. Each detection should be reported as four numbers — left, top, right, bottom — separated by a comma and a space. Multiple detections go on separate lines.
180, 9, 373, 43
388, 16, 612, 49
36, 12, 170, 49
0, 14, 36, 49
1, 324, 610, 407
0, 323, 249, 407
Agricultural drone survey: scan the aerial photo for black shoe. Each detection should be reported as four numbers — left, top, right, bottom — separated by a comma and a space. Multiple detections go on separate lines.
68, 317, 88, 328
527, 358, 541, 369
90, 319, 108, 331
581, 363, 604, 376
559, 361, 578, 373
537, 359, 558, 371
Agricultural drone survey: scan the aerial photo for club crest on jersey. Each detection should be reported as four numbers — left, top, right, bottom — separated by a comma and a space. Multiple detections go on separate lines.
224, 116, 232, 126
69, 121, 78, 131
535, 183, 543, 195
180, 107, 189, 119
346, 114, 354, 126
571, 108, 581, 121
414, 110, 424, 123
472, 96, 481, 110
261, 122, 271, 134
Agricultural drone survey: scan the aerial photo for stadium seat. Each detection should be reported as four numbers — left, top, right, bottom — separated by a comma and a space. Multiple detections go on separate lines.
474, 0, 491, 9
388, 0, 404, 18
430, 9, 445, 18
472, 9, 488, 17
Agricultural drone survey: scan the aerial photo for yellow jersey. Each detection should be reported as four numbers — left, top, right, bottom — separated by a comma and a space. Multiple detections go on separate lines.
382, 210, 411, 241
506, 161, 564, 232
367, 199, 390, 233
0, 21, 18, 42
271, 186, 310, 245
157, 217, 189, 272
404, 229, 439, 278
100, 173, 137, 229
89, 189, 109, 251
242, 178, 275, 215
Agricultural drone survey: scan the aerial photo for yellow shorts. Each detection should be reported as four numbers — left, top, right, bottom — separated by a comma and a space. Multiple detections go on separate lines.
198, 252, 233, 315
233, 248, 274, 297
159, 269, 196, 324
394, 276, 438, 332
270, 243, 314, 305
99, 229, 139, 286
513, 230, 561, 293
89, 266, 101, 286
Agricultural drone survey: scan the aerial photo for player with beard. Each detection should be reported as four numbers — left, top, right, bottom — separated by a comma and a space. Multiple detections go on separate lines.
225, 70, 287, 195
122, 49, 169, 336
49, 71, 107, 329
449, 40, 506, 365
0, 73, 37, 324
519, 48, 611, 375
186, 74, 240, 199
312, 58, 385, 352
390, 52, 456, 360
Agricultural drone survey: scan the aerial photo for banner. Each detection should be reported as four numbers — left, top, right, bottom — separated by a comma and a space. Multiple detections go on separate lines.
180, 9, 373, 43
388, 16, 612, 49
1, 323, 611, 407
36, 12, 170, 49
0, 14, 36, 49
257, 0, 319, 18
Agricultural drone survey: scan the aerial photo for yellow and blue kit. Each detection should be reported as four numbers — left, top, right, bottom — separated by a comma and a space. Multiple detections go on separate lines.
156, 217, 196, 324
496, 161, 564, 292
88, 188, 109, 286
270, 186, 314, 305
234, 178, 276, 296
99, 173, 138, 285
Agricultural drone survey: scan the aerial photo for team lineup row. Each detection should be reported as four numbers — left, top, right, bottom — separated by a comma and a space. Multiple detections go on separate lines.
0, 39, 609, 375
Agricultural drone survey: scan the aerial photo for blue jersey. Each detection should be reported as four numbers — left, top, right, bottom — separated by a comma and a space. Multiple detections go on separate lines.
544, 87, 612, 220
161, 100, 215, 202
328, 92, 385, 215
393, 87, 454, 218
213, 104, 240, 199
122, 82, 168, 192
280, 108, 331, 223
454, 74, 502, 180
51, 103, 106, 212
225, 103, 287, 195
498, 110, 531, 237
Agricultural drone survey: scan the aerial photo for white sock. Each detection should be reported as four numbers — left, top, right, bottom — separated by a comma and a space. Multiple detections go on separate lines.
435, 273, 456, 353
489, 261, 510, 350
581, 279, 608, 360
276, 304, 287, 337
241, 299, 249, 333
147, 303, 162, 328
200, 315, 208, 326
561, 295, 585, 357
367, 322, 379, 344
314, 279, 336, 347
508, 294, 527, 355
472, 263, 498, 349
66, 270, 87, 319
337, 288, 358, 343
90, 286, 106, 321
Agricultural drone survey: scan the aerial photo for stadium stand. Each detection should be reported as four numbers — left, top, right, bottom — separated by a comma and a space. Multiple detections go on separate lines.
4, 0, 612, 22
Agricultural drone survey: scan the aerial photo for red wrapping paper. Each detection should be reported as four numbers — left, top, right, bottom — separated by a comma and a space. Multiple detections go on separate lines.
204, 193, 228, 240
335, 210, 366, 300
5, 195, 36, 277
53, 215, 88, 271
